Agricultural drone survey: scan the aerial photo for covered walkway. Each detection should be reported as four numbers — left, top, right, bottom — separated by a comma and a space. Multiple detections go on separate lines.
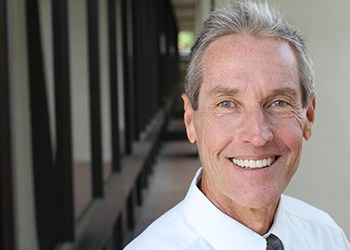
131, 118, 200, 239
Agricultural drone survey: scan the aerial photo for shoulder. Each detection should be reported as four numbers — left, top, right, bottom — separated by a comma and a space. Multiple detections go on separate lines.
281, 195, 350, 249
282, 194, 339, 228
124, 202, 199, 250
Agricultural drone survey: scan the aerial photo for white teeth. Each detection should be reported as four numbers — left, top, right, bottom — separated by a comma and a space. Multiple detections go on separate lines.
231, 157, 275, 169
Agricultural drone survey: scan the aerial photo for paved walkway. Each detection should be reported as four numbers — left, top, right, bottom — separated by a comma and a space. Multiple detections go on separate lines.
131, 119, 200, 238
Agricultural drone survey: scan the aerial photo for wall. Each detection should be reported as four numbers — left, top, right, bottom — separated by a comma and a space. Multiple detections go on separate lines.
8, 0, 39, 249
194, 0, 212, 36
279, 0, 350, 237
67, 0, 124, 162
211, 0, 350, 237
69, 0, 91, 162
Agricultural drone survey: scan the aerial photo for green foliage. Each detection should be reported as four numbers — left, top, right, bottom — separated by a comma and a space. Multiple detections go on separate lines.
178, 31, 195, 49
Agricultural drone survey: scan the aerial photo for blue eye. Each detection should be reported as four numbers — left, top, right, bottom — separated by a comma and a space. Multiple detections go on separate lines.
219, 101, 235, 108
271, 100, 288, 107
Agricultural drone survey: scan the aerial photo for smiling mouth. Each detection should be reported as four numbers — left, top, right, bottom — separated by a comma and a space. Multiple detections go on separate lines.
230, 157, 276, 169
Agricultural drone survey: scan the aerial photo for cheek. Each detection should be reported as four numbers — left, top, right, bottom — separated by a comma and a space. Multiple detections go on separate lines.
195, 114, 236, 143
270, 110, 306, 139
268, 115, 306, 171
194, 115, 235, 158
274, 119, 305, 167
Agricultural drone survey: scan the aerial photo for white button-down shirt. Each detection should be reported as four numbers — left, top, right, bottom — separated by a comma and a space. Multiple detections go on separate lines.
125, 169, 350, 249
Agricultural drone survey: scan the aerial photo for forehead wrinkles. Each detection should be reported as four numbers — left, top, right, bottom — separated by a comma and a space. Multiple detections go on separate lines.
203, 34, 298, 65
201, 35, 300, 92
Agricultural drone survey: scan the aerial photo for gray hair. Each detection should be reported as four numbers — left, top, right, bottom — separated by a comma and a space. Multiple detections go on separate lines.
185, 1, 314, 110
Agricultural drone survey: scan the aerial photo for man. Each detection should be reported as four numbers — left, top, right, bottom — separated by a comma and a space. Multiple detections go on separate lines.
125, 1, 350, 249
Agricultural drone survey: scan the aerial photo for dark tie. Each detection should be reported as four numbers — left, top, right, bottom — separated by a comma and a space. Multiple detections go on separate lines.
266, 234, 284, 250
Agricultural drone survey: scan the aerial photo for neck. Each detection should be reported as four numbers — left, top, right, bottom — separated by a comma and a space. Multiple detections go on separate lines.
200, 176, 279, 235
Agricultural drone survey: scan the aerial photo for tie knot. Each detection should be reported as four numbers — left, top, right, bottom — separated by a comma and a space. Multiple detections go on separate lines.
266, 234, 284, 250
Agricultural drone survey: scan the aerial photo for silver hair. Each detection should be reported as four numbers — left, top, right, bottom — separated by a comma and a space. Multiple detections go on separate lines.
184, 1, 314, 110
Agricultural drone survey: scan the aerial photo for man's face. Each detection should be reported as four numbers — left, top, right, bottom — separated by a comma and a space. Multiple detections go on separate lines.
183, 35, 315, 210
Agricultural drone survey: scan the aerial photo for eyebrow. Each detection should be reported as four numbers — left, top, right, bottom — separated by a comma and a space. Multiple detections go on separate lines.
270, 87, 299, 98
208, 86, 240, 97
208, 86, 299, 98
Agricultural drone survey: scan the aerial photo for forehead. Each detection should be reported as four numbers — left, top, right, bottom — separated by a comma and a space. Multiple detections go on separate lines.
201, 34, 299, 92
203, 34, 297, 65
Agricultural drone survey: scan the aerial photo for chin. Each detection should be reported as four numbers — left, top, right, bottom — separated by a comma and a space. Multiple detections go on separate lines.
234, 190, 282, 210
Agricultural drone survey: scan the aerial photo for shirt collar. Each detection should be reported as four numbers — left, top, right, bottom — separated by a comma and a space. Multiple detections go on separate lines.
181, 168, 267, 250
265, 194, 290, 248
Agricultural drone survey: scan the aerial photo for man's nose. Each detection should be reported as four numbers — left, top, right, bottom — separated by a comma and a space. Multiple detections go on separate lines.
238, 108, 273, 147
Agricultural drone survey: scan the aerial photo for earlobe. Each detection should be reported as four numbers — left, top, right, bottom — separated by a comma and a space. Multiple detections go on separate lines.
181, 94, 197, 144
303, 94, 316, 140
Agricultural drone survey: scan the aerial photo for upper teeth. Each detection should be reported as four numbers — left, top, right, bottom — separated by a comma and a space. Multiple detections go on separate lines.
231, 157, 275, 169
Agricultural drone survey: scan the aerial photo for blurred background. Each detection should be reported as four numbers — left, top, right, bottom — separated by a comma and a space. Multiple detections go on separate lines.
1, 0, 349, 249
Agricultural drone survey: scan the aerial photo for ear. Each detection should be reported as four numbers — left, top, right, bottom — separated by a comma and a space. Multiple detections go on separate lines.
181, 93, 197, 143
303, 94, 316, 140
